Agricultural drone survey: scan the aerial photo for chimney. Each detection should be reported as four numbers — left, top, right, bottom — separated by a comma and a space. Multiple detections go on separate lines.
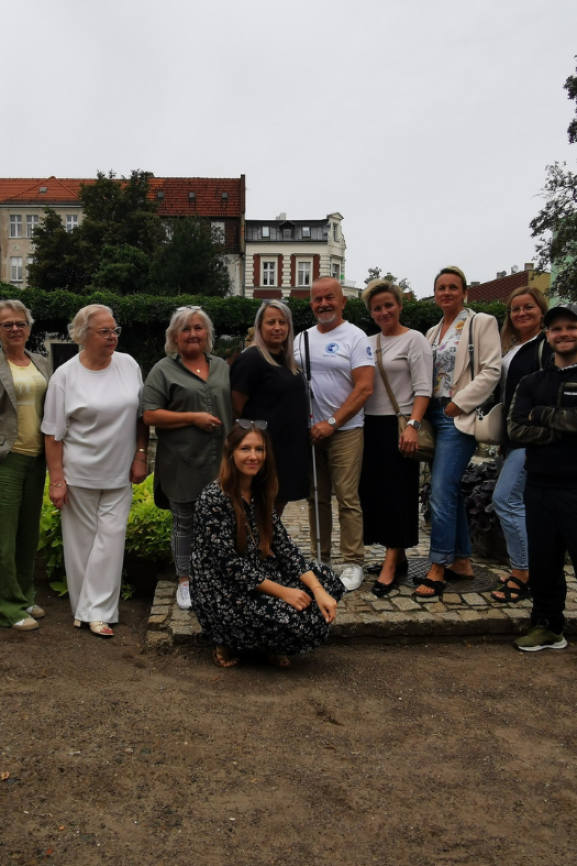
275, 212, 287, 222
524, 262, 534, 271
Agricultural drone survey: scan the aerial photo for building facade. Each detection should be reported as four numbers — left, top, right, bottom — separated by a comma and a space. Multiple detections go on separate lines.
244, 212, 352, 299
0, 175, 245, 292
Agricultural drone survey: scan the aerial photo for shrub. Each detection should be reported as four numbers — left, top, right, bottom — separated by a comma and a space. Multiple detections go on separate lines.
37, 474, 173, 595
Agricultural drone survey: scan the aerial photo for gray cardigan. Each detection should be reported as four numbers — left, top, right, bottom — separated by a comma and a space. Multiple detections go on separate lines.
0, 349, 50, 463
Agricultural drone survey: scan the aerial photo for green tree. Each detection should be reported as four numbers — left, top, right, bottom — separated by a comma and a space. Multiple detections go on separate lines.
364, 266, 412, 293
531, 60, 577, 299
150, 218, 231, 297
90, 244, 152, 295
27, 209, 89, 292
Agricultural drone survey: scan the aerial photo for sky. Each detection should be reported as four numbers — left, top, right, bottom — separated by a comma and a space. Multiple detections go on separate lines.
3, 0, 577, 296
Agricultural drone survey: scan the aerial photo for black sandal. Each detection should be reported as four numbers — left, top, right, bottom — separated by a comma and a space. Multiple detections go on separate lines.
412, 578, 445, 598
371, 578, 396, 597
491, 576, 531, 604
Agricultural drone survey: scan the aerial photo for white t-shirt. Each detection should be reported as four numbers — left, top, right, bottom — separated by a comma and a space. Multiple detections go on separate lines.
41, 352, 143, 488
294, 321, 374, 429
365, 330, 433, 416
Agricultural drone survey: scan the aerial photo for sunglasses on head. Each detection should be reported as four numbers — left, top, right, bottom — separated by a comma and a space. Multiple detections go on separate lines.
235, 419, 268, 431
176, 305, 202, 313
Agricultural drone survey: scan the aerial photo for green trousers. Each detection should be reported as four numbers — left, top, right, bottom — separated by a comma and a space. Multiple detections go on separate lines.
0, 451, 46, 627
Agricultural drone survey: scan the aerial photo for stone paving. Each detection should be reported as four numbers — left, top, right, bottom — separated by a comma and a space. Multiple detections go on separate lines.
146, 498, 577, 648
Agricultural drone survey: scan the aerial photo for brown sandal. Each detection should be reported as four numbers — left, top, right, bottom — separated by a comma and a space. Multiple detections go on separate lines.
212, 645, 239, 668
265, 653, 291, 668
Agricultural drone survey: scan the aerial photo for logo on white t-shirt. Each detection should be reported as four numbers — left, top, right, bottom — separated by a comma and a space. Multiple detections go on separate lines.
366, 346, 373, 358
325, 342, 340, 354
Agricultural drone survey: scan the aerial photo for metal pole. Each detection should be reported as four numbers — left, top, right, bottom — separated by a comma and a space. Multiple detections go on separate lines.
303, 330, 323, 566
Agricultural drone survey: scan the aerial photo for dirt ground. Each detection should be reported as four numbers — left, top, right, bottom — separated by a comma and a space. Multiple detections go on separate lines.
1, 572, 577, 866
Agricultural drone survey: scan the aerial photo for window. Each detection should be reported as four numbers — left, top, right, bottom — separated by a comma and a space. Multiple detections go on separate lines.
282, 228, 292, 239
10, 257, 23, 284
333, 223, 338, 241
332, 262, 341, 281
297, 261, 311, 287
66, 215, 79, 233
262, 261, 276, 286
262, 226, 270, 238
26, 215, 39, 237
10, 215, 23, 238
211, 221, 225, 244
301, 226, 310, 238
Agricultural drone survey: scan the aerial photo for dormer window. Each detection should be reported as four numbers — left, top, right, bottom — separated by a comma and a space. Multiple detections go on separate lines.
39, 186, 47, 193
302, 226, 310, 238
262, 226, 270, 239
333, 223, 338, 241
282, 228, 292, 239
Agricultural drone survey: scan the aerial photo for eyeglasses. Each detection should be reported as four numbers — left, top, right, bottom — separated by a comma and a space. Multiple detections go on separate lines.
88, 326, 122, 337
176, 305, 202, 312
0, 321, 29, 331
235, 419, 268, 431
510, 304, 537, 315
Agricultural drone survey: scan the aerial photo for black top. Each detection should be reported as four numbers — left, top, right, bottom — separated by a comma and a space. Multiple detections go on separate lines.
508, 360, 577, 486
230, 347, 310, 502
501, 333, 552, 451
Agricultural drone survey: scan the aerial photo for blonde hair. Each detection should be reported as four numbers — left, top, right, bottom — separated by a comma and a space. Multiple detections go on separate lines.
165, 307, 214, 355
251, 300, 298, 374
0, 299, 34, 328
501, 286, 548, 352
362, 279, 403, 310
69, 304, 114, 344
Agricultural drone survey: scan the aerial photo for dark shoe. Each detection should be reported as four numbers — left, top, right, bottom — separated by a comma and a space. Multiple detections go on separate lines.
513, 625, 567, 652
367, 560, 409, 576
366, 563, 383, 575
491, 576, 531, 604
371, 579, 395, 597
412, 577, 445, 598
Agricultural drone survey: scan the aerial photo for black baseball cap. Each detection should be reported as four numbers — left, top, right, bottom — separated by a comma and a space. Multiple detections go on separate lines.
544, 304, 577, 328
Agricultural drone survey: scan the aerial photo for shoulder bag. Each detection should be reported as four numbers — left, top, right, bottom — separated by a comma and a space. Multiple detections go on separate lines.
468, 314, 503, 444
375, 334, 435, 463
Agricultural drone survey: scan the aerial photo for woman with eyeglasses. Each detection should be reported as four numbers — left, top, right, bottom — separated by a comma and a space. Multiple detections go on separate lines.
231, 300, 309, 515
42, 304, 149, 638
190, 419, 344, 668
142, 307, 232, 611
491, 286, 550, 604
0, 300, 50, 631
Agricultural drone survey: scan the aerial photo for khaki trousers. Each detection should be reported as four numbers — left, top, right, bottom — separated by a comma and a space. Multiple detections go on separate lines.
308, 427, 364, 564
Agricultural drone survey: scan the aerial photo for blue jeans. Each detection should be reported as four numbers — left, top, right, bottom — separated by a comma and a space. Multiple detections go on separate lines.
428, 406, 476, 565
492, 447, 528, 570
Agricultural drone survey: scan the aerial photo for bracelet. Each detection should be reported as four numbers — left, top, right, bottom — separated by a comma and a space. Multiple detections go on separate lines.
133, 455, 147, 463
49, 481, 66, 488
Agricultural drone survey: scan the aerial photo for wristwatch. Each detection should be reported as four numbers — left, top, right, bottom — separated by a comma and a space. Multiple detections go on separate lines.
407, 419, 422, 430
327, 416, 338, 428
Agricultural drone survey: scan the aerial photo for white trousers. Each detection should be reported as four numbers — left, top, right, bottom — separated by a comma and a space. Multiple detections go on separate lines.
62, 485, 133, 624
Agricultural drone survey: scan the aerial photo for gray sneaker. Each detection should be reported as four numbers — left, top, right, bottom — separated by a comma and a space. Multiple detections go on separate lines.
513, 625, 567, 652
176, 581, 192, 610
339, 564, 364, 592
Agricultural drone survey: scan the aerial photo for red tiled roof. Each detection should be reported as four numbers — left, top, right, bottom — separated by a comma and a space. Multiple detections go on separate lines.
0, 175, 245, 217
468, 271, 530, 303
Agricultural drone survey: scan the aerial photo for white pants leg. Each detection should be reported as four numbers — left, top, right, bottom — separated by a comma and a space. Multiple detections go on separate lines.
62, 485, 133, 624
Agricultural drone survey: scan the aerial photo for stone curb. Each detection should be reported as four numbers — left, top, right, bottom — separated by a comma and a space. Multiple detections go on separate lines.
145, 500, 577, 648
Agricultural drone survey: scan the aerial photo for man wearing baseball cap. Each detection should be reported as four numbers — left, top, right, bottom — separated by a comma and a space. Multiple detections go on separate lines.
507, 303, 577, 651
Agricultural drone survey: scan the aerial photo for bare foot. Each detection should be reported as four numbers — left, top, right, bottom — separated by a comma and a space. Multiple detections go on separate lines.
265, 653, 291, 668
491, 575, 530, 602
212, 645, 239, 668
413, 563, 445, 597
446, 557, 475, 578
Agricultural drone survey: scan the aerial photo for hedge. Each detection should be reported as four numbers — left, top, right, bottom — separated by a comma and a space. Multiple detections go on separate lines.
0, 282, 507, 376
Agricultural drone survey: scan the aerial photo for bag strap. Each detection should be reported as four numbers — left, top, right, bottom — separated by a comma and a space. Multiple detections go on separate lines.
467, 311, 477, 382
376, 334, 402, 417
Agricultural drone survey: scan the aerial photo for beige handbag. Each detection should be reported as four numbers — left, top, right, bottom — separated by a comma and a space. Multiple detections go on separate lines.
375, 334, 436, 463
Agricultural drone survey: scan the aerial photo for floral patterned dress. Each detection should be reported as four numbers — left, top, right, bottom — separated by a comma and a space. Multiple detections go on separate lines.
190, 482, 345, 655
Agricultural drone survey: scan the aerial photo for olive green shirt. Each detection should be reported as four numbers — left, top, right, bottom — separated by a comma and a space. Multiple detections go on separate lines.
142, 354, 232, 508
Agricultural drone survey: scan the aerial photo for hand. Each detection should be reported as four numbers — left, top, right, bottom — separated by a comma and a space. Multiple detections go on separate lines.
195, 413, 223, 433
312, 586, 338, 623
310, 421, 334, 445
130, 458, 148, 484
50, 483, 68, 510
443, 401, 463, 418
282, 588, 313, 612
399, 424, 419, 455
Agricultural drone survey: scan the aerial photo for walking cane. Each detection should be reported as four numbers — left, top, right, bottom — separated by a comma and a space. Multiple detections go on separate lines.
303, 329, 323, 566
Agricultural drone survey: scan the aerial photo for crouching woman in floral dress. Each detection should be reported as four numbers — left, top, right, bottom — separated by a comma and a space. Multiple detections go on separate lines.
190, 420, 345, 668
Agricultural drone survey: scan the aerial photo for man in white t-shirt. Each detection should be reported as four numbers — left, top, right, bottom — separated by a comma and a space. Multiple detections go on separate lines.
294, 277, 374, 590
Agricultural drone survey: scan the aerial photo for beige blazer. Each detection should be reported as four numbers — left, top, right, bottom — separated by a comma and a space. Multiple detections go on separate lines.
0, 348, 50, 462
427, 309, 501, 437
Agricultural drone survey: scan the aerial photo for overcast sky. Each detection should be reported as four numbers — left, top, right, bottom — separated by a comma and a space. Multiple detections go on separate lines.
4, 0, 577, 296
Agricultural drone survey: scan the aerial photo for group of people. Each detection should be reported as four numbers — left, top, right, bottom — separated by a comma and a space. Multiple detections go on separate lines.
1, 266, 576, 658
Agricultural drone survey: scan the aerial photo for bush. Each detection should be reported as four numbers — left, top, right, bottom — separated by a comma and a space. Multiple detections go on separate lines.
37, 474, 173, 596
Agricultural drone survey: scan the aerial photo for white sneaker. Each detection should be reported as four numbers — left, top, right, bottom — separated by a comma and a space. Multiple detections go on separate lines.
339, 564, 364, 592
176, 581, 192, 610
